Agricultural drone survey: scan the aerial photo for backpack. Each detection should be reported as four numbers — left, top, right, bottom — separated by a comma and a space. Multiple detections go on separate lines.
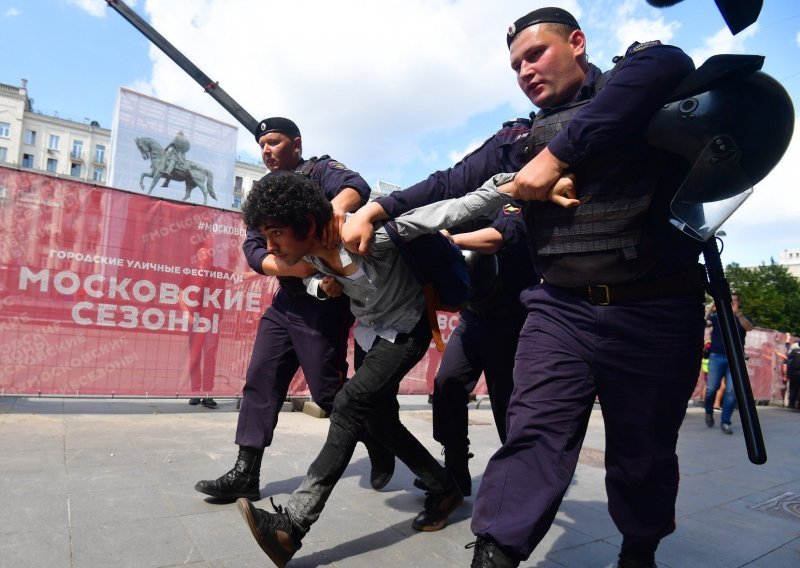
383, 220, 470, 352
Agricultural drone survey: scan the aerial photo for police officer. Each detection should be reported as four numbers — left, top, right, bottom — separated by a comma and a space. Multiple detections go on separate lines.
195, 117, 394, 502
469, 9, 704, 568
412, 205, 536, 497
345, 7, 705, 568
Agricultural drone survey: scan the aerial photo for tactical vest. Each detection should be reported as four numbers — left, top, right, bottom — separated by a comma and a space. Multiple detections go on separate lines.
277, 155, 333, 296
521, 53, 671, 278
294, 155, 330, 177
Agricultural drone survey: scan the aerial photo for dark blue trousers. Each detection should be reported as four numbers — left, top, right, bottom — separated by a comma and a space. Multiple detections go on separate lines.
432, 307, 525, 449
472, 283, 704, 559
235, 289, 353, 448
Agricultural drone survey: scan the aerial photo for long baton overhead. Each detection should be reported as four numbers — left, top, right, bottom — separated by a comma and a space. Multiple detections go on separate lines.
106, 0, 259, 136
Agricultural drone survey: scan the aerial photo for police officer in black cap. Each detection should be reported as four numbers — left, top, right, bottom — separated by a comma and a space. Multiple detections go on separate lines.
344, 7, 704, 568
412, 204, 536, 498
195, 117, 395, 502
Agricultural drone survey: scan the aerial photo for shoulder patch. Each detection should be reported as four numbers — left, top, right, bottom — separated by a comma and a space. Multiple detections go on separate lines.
502, 203, 522, 216
628, 40, 662, 55
502, 117, 532, 128
327, 161, 348, 170
497, 119, 532, 146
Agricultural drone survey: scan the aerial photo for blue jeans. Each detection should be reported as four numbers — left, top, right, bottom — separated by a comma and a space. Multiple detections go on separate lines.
286, 313, 451, 533
704, 351, 736, 424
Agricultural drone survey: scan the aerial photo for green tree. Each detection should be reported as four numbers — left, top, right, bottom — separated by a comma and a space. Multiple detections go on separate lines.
722, 260, 800, 333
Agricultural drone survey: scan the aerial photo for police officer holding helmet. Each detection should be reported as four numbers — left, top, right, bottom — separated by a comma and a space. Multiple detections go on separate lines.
346, 6, 705, 568
466, 8, 707, 568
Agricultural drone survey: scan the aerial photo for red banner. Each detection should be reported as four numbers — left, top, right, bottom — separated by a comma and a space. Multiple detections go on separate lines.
0, 167, 462, 398
9, 167, 786, 403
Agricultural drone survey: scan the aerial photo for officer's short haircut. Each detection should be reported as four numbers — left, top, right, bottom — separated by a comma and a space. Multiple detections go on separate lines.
242, 171, 332, 239
543, 22, 578, 40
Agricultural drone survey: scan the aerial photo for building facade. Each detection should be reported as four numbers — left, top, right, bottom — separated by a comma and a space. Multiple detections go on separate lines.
0, 79, 264, 210
779, 248, 800, 278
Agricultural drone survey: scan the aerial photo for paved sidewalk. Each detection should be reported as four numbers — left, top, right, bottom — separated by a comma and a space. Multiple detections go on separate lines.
0, 395, 798, 567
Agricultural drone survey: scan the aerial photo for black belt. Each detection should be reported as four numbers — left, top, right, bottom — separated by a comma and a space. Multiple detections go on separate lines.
554, 266, 707, 305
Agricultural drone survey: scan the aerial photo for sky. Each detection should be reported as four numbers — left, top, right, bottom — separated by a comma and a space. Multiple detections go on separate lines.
3, 0, 800, 267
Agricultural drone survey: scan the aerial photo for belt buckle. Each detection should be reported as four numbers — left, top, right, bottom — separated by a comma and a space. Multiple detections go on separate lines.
588, 284, 611, 305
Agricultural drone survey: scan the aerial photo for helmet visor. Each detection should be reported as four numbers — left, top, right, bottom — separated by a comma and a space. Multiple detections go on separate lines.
669, 134, 753, 241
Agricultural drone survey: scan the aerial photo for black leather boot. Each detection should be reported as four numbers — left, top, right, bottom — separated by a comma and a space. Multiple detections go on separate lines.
468, 536, 520, 568
411, 479, 464, 531
195, 446, 263, 501
617, 537, 658, 568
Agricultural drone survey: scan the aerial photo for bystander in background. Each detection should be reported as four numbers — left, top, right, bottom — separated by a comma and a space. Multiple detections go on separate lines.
704, 293, 754, 434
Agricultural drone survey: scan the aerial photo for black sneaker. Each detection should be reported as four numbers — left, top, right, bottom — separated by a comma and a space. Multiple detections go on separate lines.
201, 398, 218, 409
411, 482, 463, 531
468, 536, 519, 568
189, 398, 202, 405
721, 422, 733, 435
237, 498, 302, 567
704, 413, 714, 428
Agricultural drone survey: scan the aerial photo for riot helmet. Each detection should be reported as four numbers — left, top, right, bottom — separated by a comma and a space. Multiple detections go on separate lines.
646, 54, 794, 241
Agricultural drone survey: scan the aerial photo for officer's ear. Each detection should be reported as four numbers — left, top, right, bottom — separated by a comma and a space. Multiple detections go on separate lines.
568, 29, 586, 59
292, 136, 302, 157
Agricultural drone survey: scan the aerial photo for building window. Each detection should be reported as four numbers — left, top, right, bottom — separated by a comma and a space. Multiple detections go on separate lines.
0, 147, 7, 162
70, 162, 81, 177
94, 144, 106, 164
22, 154, 34, 168
93, 167, 105, 182
232, 196, 242, 209
71, 140, 83, 160
47, 158, 58, 173
0, 122, 9, 138
234, 176, 243, 191
24, 130, 36, 145
48, 134, 60, 150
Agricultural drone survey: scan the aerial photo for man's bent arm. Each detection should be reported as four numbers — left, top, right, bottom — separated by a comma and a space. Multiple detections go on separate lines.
450, 227, 503, 254
330, 187, 363, 214
391, 173, 517, 241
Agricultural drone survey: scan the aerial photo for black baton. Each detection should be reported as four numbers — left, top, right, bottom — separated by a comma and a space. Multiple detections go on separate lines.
703, 236, 767, 464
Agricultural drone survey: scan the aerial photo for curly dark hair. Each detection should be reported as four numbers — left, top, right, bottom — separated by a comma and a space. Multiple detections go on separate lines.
242, 171, 332, 239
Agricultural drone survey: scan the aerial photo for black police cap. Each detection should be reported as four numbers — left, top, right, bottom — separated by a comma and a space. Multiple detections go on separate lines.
254, 117, 301, 143
507, 7, 580, 48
